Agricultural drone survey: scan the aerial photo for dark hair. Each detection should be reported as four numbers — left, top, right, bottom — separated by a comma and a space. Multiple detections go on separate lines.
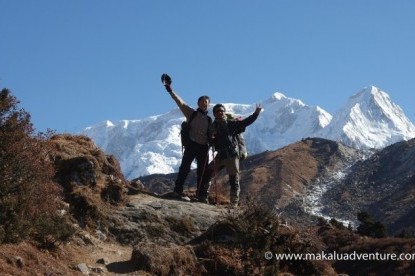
213, 104, 226, 113
197, 95, 210, 103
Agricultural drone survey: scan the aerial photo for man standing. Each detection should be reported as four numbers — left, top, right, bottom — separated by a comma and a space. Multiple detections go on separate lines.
161, 73, 212, 201
201, 103, 262, 207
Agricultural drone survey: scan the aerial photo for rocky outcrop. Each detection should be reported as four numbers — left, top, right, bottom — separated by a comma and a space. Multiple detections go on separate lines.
47, 134, 130, 228
108, 193, 225, 245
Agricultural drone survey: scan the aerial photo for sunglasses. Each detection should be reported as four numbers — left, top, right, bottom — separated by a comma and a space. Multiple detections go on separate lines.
214, 109, 225, 113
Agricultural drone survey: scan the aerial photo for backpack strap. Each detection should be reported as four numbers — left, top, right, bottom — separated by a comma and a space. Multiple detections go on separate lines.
187, 111, 198, 126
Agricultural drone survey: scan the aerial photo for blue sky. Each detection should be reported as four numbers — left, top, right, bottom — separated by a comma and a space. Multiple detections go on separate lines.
2, 1, 415, 133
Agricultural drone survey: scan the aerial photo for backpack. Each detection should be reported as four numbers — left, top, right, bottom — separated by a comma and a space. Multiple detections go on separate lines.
225, 113, 248, 160
180, 111, 211, 149
235, 132, 248, 160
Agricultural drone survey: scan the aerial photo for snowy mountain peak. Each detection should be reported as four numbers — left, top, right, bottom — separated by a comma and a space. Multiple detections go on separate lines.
350, 85, 391, 108
272, 92, 287, 100
82, 86, 415, 178
345, 86, 409, 124
267, 92, 306, 108
317, 86, 415, 149
107, 120, 115, 127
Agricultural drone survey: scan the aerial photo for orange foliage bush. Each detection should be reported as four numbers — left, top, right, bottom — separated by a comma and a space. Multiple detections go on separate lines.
0, 88, 72, 245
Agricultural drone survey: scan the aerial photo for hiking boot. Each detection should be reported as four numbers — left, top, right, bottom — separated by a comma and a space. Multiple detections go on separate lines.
197, 196, 209, 204
162, 191, 190, 201
170, 191, 183, 199
160, 191, 181, 199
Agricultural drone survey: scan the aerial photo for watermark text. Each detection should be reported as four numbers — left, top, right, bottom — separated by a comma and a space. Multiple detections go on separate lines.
264, 251, 415, 261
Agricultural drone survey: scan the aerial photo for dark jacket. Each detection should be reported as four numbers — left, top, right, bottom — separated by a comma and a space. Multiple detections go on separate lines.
211, 112, 259, 157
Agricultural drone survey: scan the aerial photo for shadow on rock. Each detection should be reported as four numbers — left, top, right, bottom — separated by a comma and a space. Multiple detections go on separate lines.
106, 260, 137, 274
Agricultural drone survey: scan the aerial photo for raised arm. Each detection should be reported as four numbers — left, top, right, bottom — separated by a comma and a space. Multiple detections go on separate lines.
234, 104, 262, 132
254, 104, 262, 115
161, 73, 193, 118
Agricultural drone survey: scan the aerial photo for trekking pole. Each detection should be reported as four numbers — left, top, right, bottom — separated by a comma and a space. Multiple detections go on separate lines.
211, 146, 219, 205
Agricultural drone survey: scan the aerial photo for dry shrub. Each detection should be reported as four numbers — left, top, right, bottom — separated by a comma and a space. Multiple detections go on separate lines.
191, 201, 282, 274
49, 134, 126, 183
193, 242, 244, 275
100, 179, 127, 204
166, 215, 196, 237
131, 242, 200, 275
47, 133, 128, 231
191, 201, 328, 275
0, 89, 73, 246
69, 186, 107, 229
0, 241, 78, 275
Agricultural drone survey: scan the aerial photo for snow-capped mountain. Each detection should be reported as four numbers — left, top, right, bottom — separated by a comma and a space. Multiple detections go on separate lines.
82, 86, 415, 179
245, 92, 332, 154
316, 86, 415, 148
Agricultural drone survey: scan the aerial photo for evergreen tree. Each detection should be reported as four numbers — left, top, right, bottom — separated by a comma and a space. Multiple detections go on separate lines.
357, 211, 387, 238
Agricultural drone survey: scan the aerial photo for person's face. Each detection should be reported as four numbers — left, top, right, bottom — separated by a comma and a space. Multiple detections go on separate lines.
213, 107, 226, 119
198, 98, 209, 112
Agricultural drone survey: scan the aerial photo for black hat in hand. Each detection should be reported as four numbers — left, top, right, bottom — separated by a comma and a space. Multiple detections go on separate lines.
161, 73, 172, 85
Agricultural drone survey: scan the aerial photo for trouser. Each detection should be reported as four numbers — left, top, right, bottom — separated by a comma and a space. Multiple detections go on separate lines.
174, 141, 209, 195
202, 155, 240, 203
229, 175, 240, 204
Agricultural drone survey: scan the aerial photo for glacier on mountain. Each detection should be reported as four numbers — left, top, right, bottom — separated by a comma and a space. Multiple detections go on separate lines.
82, 86, 415, 179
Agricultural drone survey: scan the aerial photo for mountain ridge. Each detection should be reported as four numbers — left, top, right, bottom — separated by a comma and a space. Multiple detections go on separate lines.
83, 86, 415, 179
